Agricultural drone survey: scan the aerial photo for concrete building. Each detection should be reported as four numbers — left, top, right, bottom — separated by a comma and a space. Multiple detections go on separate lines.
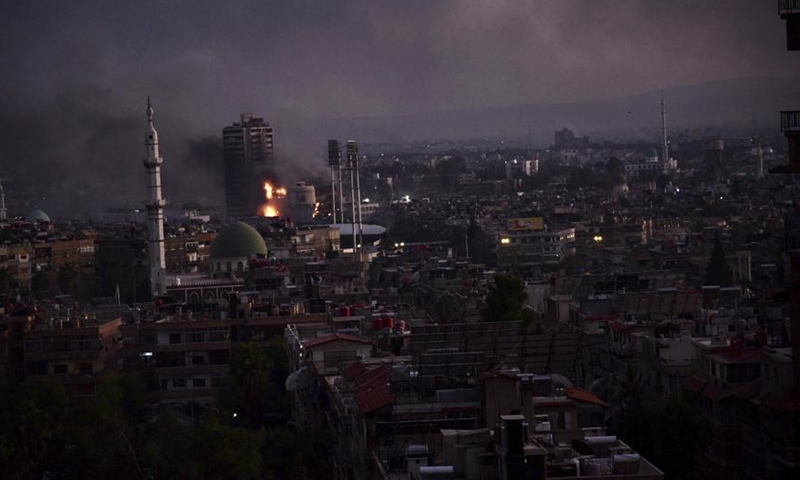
223, 114, 274, 218
555, 128, 589, 149
286, 182, 317, 224
20, 315, 122, 397
497, 226, 576, 271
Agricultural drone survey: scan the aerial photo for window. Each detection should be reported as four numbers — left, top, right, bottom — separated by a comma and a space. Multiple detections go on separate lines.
79, 363, 93, 374
207, 328, 228, 342
193, 378, 207, 388
185, 330, 204, 343
169, 333, 182, 345
192, 355, 205, 365
26, 361, 47, 375
54, 364, 68, 374
172, 378, 186, 389
211, 377, 230, 388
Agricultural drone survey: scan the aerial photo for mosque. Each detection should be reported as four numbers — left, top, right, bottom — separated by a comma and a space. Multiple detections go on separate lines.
140, 101, 272, 306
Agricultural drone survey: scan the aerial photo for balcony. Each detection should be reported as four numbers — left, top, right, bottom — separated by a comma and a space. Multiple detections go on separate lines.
771, 112, 800, 174
780, 0, 800, 17
781, 111, 800, 133
780, 2, 800, 49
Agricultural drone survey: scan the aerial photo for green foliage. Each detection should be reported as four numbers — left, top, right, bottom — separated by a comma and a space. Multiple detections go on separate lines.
0, 337, 332, 479
30, 270, 48, 297
433, 292, 464, 323
705, 233, 734, 287
605, 157, 623, 177
484, 273, 529, 323
193, 416, 264, 479
613, 369, 710, 479
262, 422, 334, 479
0, 267, 11, 294
56, 263, 80, 295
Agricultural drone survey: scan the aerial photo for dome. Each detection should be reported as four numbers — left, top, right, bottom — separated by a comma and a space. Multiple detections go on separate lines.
210, 221, 268, 259
26, 209, 51, 223
645, 147, 659, 159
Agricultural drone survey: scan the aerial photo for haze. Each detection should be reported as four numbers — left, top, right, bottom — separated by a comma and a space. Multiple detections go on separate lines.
0, 0, 796, 215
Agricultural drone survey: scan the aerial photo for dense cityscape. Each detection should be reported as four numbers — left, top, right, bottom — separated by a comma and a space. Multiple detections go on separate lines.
1, 2, 800, 480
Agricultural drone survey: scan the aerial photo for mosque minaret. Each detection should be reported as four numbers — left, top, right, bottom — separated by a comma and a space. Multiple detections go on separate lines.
143, 98, 167, 296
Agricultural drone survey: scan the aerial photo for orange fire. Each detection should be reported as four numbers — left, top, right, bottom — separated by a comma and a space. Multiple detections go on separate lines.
261, 181, 286, 217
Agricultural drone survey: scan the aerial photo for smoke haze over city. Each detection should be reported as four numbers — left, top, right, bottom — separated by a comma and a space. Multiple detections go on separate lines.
0, 0, 798, 215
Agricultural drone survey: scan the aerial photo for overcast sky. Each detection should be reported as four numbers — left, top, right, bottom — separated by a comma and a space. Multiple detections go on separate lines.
0, 1, 795, 214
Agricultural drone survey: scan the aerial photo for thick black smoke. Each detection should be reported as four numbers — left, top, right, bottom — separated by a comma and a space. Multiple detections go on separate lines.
0, 1, 798, 218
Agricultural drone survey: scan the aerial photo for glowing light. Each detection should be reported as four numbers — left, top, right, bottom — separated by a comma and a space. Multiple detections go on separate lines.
500, 238, 511, 245
261, 181, 286, 217
593, 235, 603, 242
262, 205, 279, 217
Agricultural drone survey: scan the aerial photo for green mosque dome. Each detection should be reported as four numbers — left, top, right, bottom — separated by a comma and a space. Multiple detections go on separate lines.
210, 221, 268, 259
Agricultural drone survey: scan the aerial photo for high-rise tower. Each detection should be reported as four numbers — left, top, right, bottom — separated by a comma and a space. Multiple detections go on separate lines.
223, 114, 274, 218
143, 98, 166, 297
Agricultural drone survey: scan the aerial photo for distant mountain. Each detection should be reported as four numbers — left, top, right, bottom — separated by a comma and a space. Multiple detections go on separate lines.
319, 76, 800, 144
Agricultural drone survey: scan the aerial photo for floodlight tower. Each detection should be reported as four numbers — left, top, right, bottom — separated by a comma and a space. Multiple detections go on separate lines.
346, 140, 363, 254
0, 177, 7, 221
327, 140, 341, 223
661, 96, 669, 173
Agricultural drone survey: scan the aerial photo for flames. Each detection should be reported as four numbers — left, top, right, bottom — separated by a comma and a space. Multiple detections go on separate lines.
261, 181, 286, 217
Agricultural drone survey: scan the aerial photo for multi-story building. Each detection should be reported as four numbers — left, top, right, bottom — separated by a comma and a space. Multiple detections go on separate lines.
164, 231, 216, 273
21, 315, 122, 397
0, 244, 34, 290
122, 311, 328, 406
554, 128, 589, 149
497, 225, 576, 271
223, 114, 274, 218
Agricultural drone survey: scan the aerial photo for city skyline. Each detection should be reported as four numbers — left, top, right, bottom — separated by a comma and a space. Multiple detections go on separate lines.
0, 1, 798, 216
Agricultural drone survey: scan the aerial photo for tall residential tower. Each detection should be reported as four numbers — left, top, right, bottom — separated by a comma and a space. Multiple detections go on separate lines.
223, 114, 274, 218
143, 99, 166, 296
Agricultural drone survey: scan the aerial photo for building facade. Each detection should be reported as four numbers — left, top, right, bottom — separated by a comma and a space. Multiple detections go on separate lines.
223, 114, 274, 218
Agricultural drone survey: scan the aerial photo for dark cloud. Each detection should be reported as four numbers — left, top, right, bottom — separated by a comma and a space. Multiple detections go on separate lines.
0, 1, 796, 215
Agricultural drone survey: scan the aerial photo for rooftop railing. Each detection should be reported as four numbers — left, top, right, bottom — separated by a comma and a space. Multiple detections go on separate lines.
780, 111, 800, 133
780, 0, 800, 16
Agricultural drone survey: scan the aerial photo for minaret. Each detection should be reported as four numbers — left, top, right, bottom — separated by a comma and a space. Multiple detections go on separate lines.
661, 96, 669, 173
0, 177, 7, 221
143, 98, 167, 297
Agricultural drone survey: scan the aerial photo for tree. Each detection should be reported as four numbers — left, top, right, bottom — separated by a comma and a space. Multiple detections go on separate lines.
605, 156, 623, 177
57, 263, 80, 295
30, 271, 48, 298
705, 233, 733, 286
433, 293, 464, 324
483, 273, 529, 322
221, 343, 274, 427
0, 267, 11, 295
